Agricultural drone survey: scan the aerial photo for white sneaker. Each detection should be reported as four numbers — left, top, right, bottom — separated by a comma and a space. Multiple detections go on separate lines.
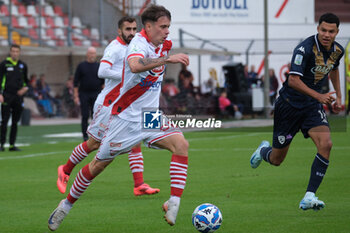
162, 198, 180, 226
48, 199, 69, 231
250, 140, 270, 168
299, 192, 325, 211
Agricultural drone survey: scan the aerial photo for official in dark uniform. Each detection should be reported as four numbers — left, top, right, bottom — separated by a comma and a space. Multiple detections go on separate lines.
0, 44, 29, 151
250, 13, 344, 211
74, 47, 104, 141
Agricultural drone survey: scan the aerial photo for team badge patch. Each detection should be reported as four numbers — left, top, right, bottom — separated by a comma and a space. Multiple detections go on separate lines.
294, 54, 303, 65
278, 135, 285, 145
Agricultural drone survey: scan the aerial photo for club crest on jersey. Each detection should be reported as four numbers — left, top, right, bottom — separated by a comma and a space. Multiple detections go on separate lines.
149, 65, 165, 76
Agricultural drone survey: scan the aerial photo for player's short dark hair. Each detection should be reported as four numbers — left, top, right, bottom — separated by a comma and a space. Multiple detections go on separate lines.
319, 13, 340, 28
141, 4, 171, 25
118, 16, 136, 29
10, 44, 21, 50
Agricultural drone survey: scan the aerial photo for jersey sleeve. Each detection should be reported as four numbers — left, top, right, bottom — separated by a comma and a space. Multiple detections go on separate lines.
100, 43, 119, 66
126, 38, 148, 61
98, 61, 122, 80
289, 44, 309, 77
332, 44, 344, 70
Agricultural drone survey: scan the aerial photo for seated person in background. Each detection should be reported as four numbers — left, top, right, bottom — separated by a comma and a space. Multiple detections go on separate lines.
37, 73, 62, 116
218, 91, 242, 119
62, 76, 80, 118
27, 74, 53, 117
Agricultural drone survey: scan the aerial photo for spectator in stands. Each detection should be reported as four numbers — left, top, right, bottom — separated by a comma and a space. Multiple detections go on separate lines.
162, 78, 179, 114
27, 74, 39, 100
244, 64, 253, 89
0, 44, 28, 151
37, 73, 61, 116
201, 68, 219, 96
162, 78, 179, 98
178, 64, 194, 92
218, 90, 242, 119
268, 68, 279, 105
74, 46, 104, 141
62, 75, 79, 118
27, 73, 55, 117
248, 65, 259, 87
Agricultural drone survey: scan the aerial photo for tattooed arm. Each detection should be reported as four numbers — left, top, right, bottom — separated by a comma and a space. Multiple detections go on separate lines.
128, 53, 189, 73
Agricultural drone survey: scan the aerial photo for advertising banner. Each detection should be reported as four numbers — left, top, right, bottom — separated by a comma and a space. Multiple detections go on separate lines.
156, 0, 314, 24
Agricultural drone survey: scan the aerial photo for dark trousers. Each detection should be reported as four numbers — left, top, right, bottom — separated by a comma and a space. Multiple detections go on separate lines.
1, 97, 23, 146
79, 92, 99, 140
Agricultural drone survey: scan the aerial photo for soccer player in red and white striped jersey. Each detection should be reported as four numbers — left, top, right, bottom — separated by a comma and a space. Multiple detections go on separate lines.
48, 5, 189, 231
56, 16, 159, 197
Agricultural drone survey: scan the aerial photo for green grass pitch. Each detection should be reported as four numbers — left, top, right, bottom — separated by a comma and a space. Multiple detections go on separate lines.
0, 118, 349, 233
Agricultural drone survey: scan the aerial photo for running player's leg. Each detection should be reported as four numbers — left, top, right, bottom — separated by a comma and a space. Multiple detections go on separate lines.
251, 98, 298, 168
49, 158, 113, 231
299, 125, 331, 211
57, 138, 100, 194
151, 133, 189, 226
129, 143, 160, 196
57, 104, 107, 194
298, 104, 331, 210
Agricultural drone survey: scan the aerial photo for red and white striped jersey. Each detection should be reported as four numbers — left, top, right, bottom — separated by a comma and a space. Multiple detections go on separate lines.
95, 36, 127, 107
111, 29, 172, 122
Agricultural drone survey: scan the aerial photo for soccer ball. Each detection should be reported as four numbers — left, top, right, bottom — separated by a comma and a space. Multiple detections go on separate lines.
192, 203, 223, 233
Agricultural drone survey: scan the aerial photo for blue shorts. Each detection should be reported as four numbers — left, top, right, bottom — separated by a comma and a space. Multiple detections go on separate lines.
272, 97, 329, 149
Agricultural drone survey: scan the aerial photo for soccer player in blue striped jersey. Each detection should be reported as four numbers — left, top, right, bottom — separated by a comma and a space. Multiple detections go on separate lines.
250, 13, 344, 211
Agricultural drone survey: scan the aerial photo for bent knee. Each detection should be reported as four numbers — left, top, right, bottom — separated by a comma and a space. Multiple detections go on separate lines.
87, 138, 100, 151
319, 139, 333, 152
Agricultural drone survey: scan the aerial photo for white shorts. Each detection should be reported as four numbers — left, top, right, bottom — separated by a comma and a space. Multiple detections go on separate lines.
95, 115, 183, 161
87, 104, 111, 142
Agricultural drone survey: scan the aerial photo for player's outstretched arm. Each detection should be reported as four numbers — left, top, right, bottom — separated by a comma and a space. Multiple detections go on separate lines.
129, 53, 189, 73
288, 74, 335, 105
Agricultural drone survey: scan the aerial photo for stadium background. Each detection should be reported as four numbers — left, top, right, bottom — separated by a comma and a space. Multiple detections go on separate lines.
0, 1, 349, 232
0, 0, 349, 116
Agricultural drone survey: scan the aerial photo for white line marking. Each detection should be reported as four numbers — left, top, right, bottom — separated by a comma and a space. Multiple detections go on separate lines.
187, 132, 270, 142
0, 151, 71, 160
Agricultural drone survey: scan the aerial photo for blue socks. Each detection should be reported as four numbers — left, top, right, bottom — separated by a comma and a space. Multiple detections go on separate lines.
306, 153, 329, 193
261, 146, 272, 164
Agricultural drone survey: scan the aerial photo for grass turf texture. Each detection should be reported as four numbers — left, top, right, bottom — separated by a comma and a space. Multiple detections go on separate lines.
0, 119, 349, 233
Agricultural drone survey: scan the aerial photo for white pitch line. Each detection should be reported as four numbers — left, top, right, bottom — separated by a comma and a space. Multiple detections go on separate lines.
189, 146, 350, 152
0, 151, 71, 160
187, 132, 270, 142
